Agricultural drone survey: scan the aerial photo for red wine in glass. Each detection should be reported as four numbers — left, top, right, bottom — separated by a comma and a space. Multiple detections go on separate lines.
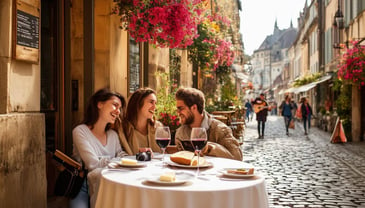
191, 139, 207, 151
155, 127, 171, 167
156, 138, 170, 149
190, 127, 207, 176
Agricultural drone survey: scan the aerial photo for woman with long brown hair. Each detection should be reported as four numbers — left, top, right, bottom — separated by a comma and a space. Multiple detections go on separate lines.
120, 87, 163, 154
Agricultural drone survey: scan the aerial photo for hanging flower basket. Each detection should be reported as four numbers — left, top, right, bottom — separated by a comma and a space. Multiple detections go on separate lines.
337, 40, 365, 86
187, 13, 234, 74
113, 0, 204, 48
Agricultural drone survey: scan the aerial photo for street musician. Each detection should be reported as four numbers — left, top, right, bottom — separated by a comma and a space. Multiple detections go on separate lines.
252, 93, 271, 139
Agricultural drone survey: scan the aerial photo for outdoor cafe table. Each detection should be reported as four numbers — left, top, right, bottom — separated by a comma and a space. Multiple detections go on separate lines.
95, 155, 269, 208
211, 110, 236, 125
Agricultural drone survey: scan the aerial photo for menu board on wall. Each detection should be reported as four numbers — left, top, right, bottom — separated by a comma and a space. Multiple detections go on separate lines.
12, 0, 40, 63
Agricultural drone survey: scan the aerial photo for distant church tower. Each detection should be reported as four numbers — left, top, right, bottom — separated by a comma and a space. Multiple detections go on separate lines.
273, 19, 280, 36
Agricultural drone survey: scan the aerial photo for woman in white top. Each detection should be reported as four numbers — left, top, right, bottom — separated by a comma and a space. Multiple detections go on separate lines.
70, 88, 127, 208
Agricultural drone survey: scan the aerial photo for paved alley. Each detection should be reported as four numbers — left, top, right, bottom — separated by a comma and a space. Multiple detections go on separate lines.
242, 115, 365, 208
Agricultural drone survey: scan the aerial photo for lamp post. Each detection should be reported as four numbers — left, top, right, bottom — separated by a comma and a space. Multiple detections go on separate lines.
332, 0, 344, 49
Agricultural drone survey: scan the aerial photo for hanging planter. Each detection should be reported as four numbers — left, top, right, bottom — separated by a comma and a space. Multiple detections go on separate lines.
112, 0, 204, 48
187, 13, 235, 75
337, 40, 365, 86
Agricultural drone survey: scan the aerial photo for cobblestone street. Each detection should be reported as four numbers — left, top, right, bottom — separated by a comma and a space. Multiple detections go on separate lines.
242, 115, 365, 208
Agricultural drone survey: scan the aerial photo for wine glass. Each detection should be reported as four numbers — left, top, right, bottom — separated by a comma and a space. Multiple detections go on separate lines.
155, 126, 171, 167
190, 127, 208, 176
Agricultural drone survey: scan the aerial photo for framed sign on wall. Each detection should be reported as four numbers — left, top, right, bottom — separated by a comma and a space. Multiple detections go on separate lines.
12, 0, 40, 63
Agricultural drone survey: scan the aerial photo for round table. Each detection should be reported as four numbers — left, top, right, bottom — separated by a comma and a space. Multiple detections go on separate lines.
95, 156, 269, 208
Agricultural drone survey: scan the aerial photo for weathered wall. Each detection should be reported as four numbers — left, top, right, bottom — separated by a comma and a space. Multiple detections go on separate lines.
0, 113, 46, 208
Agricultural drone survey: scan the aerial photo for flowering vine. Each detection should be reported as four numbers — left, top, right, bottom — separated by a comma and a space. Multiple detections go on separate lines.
337, 40, 365, 86
187, 12, 235, 73
113, 0, 204, 48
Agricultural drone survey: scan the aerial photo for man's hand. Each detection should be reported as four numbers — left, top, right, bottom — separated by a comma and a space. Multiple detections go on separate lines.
201, 142, 213, 156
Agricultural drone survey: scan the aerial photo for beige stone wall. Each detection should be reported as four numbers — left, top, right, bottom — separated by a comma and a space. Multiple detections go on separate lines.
109, 3, 128, 98
179, 49, 193, 87
1, 0, 40, 113
0, 0, 11, 114
0, 113, 46, 208
148, 46, 170, 90
94, 0, 128, 96
0, 1, 46, 207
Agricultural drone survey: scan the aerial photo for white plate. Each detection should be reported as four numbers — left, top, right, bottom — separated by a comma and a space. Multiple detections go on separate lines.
166, 160, 213, 169
145, 172, 194, 186
145, 178, 188, 186
108, 161, 147, 169
220, 168, 256, 178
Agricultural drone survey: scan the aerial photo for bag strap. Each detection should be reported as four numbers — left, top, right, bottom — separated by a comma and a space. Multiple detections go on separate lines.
52, 149, 82, 171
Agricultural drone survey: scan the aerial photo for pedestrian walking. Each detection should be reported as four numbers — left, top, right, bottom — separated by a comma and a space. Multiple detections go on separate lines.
279, 95, 293, 136
290, 100, 297, 120
300, 97, 313, 135
252, 93, 270, 139
244, 99, 252, 122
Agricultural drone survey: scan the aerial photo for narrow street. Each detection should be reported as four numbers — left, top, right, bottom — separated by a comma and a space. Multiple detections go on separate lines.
242, 115, 365, 208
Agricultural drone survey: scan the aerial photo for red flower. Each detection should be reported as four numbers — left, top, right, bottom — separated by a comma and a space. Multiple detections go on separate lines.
338, 40, 365, 86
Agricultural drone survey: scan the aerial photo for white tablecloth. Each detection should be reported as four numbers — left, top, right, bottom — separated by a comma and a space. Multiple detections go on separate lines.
95, 156, 269, 208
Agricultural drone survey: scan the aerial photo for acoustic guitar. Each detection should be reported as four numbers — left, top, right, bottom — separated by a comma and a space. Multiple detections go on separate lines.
253, 104, 270, 113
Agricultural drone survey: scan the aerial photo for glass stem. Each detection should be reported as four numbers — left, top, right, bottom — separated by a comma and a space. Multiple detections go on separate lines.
162, 148, 165, 167
196, 150, 200, 177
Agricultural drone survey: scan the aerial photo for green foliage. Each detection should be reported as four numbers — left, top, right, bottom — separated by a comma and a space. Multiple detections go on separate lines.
187, 23, 215, 70
334, 82, 352, 140
293, 73, 322, 87
220, 75, 236, 102
155, 72, 178, 117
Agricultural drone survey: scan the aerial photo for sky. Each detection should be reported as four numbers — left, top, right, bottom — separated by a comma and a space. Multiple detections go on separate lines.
240, 0, 307, 55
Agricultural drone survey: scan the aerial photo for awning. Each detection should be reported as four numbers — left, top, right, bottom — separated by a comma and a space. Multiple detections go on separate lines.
312, 74, 332, 85
285, 87, 297, 93
278, 89, 285, 95
293, 82, 317, 94
283, 74, 333, 94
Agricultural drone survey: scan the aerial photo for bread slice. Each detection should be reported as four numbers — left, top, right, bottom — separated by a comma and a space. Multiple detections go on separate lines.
170, 151, 195, 165
190, 156, 206, 166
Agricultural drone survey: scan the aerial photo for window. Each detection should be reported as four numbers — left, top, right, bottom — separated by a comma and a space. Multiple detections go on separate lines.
128, 36, 141, 94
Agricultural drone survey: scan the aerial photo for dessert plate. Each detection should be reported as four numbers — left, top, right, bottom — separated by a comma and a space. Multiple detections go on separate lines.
144, 178, 188, 186
219, 168, 256, 178
144, 172, 194, 186
108, 161, 147, 169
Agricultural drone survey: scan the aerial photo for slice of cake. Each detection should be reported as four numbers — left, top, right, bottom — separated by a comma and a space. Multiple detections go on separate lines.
159, 171, 176, 182
121, 158, 138, 165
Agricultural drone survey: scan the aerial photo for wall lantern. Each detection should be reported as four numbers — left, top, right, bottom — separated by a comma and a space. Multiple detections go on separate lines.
334, 0, 344, 29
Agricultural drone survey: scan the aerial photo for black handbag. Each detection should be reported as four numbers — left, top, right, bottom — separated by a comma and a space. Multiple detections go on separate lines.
53, 149, 87, 198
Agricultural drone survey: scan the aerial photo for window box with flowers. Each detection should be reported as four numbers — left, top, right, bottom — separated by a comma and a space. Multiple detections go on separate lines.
337, 40, 365, 86
112, 0, 204, 48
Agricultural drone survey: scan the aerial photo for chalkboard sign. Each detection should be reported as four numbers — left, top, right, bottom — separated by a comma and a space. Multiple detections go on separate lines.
12, 1, 40, 63
16, 10, 39, 49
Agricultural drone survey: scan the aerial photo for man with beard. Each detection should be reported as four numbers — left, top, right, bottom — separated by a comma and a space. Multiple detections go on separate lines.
174, 87, 243, 161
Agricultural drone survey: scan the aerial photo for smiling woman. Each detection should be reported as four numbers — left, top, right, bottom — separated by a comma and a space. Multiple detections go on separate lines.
70, 88, 128, 208
120, 88, 163, 155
